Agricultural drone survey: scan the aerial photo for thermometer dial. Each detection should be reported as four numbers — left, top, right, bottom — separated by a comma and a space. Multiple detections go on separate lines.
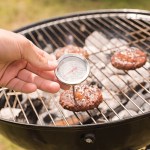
55, 54, 90, 85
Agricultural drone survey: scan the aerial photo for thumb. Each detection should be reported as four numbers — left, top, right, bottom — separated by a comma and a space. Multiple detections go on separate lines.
21, 40, 57, 70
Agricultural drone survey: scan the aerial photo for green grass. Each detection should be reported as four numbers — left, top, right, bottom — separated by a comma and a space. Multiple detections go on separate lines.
0, 0, 150, 30
0, 0, 150, 149
0, 134, 24, 150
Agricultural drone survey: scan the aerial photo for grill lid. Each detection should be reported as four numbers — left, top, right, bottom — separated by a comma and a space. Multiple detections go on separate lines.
0, 9, 150, 127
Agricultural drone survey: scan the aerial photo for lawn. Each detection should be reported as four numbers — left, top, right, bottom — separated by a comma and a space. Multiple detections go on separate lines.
0, 134, 24, 150
0, 0, 150, 30
0, 0, 150, 149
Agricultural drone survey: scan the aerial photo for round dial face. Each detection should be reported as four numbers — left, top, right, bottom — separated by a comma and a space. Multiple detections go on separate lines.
55, 54, 90, 85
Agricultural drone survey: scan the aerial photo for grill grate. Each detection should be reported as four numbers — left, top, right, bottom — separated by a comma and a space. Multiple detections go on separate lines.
0, 11, 150, 126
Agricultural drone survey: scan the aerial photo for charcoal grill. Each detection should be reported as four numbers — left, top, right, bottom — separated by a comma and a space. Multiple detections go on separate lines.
0, 9, 150, 150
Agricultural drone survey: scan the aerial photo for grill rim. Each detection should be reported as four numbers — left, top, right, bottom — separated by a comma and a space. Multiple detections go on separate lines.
14, 9, 150, 33
1, 8, 148, 128
0, 109, 150, 130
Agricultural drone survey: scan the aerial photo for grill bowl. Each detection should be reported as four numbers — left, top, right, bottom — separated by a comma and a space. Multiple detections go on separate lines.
0, 9, 150, 150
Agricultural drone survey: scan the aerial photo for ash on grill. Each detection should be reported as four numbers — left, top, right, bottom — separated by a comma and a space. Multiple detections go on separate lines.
0, 31, 149, 126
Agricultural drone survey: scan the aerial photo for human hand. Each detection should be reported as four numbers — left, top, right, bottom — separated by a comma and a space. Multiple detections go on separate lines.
0, 29, 68, 93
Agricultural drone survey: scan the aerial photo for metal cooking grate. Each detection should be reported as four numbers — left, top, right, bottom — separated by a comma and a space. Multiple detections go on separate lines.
0, 10, 150, 126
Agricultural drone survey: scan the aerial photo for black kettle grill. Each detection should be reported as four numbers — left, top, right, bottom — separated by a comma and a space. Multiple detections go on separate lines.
0, 9, 150, 150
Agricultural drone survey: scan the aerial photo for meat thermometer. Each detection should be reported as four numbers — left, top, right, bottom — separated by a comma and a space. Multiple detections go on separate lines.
55, 53, 90, 100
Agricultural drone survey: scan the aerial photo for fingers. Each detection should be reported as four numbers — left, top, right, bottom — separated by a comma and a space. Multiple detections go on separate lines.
17, 69, 60, 93
26, 64, 70, 90
0, 59, 37, 93
0, 59, 68, 92
6, 76, 69, 93
26, 63, 56, 80
0, 29, 57, 70
20, 39, 58, 70
6, 78, 37, 93
0, 60, 27, 86
0, 29, 68, 93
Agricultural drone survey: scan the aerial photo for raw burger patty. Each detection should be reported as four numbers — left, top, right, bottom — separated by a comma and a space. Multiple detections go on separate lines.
111, 47, 147, 70
55, 45, 89, 59
59, 85, 103, 112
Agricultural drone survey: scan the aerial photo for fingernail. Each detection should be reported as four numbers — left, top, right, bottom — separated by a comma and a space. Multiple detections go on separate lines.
48, 60, 58, 68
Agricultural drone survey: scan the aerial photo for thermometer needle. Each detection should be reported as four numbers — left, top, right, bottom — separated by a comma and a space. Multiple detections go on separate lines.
64, 67, 77, 77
